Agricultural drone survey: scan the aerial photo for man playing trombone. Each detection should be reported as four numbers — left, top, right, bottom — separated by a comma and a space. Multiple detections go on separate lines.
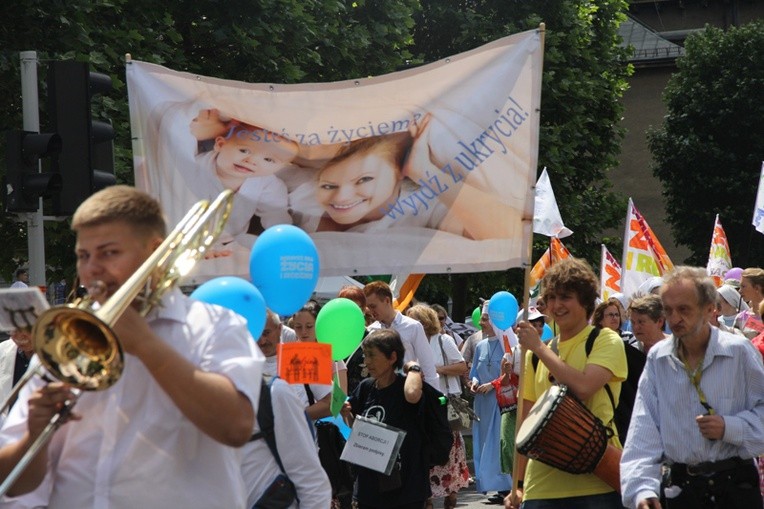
0, 186, 264, 508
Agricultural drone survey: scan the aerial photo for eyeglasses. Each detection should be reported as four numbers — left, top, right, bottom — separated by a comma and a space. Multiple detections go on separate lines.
605, 312, 620, 319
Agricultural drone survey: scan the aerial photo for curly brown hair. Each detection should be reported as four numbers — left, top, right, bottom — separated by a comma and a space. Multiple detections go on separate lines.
541, 258, 599, 318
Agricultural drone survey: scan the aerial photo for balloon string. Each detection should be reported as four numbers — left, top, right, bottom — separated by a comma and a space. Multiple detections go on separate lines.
346, 341, 364, 362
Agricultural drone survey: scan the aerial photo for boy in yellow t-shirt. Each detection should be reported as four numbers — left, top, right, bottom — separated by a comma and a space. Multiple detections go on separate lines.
507, 258, 627, 509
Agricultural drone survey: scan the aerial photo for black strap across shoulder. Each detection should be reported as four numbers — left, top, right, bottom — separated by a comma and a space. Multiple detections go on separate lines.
531, 327, 616, 414
249, 376, 288, 474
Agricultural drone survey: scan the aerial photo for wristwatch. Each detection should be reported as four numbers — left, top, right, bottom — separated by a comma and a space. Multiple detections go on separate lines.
408, 365, 422, 373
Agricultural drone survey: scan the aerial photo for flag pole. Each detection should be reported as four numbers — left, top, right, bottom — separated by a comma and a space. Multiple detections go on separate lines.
510, 20, 545, 504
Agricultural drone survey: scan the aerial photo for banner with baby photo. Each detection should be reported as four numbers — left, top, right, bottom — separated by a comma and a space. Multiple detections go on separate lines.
126, 28, 543, 281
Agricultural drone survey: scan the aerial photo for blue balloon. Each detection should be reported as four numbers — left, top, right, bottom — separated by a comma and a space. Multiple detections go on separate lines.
318, 415, 351, 440
191, 277, 267, 339
487, 291, 519, 330
249, 225, 320, 315
541, 323, 554, 342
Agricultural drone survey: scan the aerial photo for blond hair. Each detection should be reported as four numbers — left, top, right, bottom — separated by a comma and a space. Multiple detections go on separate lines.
72, 185, 166, 238
406, 304, 440, 337
742, 268, 764, 292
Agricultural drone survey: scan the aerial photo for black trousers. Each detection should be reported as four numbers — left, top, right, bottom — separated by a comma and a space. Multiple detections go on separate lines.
663, 461, 763, 509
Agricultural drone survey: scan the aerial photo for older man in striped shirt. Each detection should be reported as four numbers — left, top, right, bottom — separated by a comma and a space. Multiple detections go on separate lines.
621, 267, 764, 509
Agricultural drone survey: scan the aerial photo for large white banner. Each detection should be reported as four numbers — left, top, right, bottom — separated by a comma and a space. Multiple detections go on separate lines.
126, 29, 543, 281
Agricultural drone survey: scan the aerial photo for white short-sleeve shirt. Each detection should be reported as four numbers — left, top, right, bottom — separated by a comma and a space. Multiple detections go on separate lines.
0, 289, 264, 509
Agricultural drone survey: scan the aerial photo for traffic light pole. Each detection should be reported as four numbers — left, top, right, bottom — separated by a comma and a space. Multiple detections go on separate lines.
20, 51, 46, 289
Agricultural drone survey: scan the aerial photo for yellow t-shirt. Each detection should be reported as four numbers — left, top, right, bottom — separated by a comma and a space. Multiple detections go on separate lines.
521, 325, 627, 501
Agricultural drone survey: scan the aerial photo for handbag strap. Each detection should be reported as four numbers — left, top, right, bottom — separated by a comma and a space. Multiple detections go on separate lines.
437, 334, 456, 391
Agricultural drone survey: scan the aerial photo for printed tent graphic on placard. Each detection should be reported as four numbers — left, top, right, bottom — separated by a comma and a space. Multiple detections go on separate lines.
126, 28, 543, 281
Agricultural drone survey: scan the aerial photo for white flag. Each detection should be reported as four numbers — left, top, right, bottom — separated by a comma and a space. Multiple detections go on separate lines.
753, 162, 764, 235
533, 168, 573, 238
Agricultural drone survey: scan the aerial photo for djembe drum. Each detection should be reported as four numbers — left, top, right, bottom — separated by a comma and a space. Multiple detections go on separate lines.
515, 384, 621, 492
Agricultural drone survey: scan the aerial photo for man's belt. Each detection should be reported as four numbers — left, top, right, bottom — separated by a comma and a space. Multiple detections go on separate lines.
672, 456, 754, 476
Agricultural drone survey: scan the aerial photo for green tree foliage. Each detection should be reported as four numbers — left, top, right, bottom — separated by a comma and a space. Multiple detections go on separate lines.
1, 1, 631, 315
0, 0, 417, 281
413, 0, 632, 317
649, 21, 764, 267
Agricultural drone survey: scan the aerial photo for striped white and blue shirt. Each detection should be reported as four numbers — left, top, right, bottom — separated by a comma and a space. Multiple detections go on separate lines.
621, 326, 764, 508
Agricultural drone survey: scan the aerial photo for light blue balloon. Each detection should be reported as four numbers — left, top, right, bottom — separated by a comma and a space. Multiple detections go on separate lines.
487, 291, 519, 330
541, 323, 554, 342
191, 277, 267, 339
249, 225, 320, 315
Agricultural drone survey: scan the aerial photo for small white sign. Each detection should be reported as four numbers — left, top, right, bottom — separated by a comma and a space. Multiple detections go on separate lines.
0, 288, 50, 331
340, 415, 406, 475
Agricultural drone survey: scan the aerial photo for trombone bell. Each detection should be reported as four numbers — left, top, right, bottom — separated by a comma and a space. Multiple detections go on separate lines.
32, 306, 123, 391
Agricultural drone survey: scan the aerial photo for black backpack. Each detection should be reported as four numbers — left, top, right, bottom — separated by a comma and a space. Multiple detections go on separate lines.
355, 377, 453, 468
419, 381, 454, 467
250, 376, 289, 473
305, 385, 355, 498
249, 376, 299, 508
531, 327, 645, 442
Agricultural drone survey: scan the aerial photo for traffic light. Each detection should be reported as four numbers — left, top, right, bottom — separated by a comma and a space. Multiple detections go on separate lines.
48, 61, 117, 216
3, 130, 63, 213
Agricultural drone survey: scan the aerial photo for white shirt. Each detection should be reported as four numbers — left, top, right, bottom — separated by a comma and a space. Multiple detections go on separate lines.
0, 341, 18, 407
620, 328, 764, 508
9, 282, 27, 289
428, 333, 464, 395
0, 288, 264, 509
298, 360, 346, 410
371, 312, 440, 389
461, 330, 483, 366
263, 356, 346, 415
241, 378, 331, 509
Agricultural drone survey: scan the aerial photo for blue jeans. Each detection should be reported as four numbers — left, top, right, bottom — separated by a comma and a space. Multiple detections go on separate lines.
521, 491, 623, 509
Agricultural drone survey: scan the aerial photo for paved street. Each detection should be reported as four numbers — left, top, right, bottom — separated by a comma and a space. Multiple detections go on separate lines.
429, 431, 509, 509
430, 483, 508, 509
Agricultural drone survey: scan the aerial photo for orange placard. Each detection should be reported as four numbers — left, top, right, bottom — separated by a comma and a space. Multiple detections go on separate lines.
278, 342, 333, 385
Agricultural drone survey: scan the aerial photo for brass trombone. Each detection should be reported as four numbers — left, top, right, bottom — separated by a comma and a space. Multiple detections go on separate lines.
0, 190, 234, 497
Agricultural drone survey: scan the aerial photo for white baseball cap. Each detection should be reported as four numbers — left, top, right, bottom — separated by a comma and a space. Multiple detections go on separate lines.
517, 306, 546, 322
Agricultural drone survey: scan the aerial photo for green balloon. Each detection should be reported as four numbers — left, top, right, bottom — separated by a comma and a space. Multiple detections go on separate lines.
316, 298, 366, 361
471, 306, 482, 330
